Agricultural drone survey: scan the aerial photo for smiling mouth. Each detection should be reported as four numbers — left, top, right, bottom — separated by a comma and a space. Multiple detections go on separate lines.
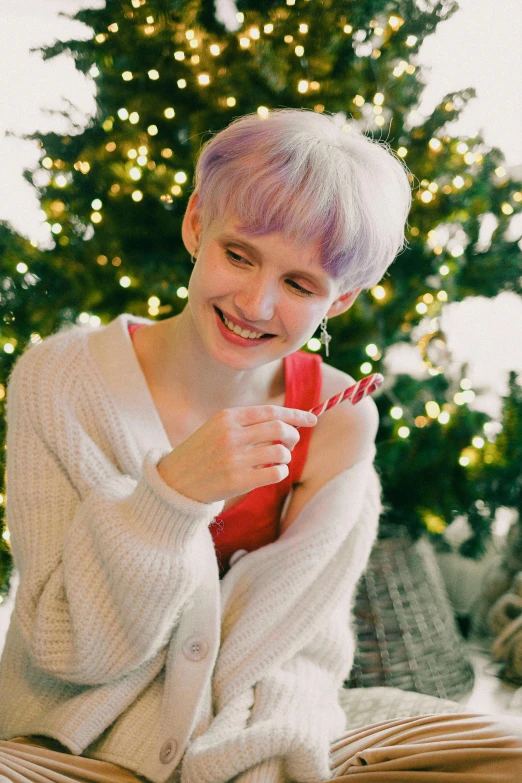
215, 307, 275, 338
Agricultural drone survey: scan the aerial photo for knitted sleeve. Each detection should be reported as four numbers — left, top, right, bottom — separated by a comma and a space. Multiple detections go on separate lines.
181, 465, 382, 783
5, 346, 223, 686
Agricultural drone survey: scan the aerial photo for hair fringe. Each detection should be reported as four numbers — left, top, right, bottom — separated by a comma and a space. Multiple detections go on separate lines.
192, 108, 413, 292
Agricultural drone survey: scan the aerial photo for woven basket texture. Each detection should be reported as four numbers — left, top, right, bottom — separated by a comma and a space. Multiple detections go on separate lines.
346, 529, 475, 701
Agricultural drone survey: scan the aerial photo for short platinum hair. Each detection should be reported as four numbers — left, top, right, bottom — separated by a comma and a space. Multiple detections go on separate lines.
193, 108, 412, 293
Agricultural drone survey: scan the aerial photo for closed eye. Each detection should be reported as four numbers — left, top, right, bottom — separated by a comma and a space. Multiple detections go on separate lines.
225, 250, 315, 297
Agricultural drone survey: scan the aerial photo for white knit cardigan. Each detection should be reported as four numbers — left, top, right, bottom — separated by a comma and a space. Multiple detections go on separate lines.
0, 313, 382, 783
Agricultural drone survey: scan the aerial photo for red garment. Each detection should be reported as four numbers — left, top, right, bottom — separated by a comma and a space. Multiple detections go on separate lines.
128, 322, 322, 577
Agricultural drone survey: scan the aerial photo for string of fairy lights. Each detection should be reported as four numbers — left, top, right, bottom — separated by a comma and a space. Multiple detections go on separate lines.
4, 0, 521, 475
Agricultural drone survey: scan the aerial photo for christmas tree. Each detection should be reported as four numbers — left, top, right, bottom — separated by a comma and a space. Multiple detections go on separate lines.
1, 0, 521, 598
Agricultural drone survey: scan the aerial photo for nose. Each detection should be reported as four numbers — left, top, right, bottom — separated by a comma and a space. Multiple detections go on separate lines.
234, 278, 278, 325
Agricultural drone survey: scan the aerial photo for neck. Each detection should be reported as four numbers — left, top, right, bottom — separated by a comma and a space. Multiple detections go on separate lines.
151, 307, 285, 418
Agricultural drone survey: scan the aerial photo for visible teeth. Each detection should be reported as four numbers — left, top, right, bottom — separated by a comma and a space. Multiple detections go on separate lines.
222, 313, 264, 339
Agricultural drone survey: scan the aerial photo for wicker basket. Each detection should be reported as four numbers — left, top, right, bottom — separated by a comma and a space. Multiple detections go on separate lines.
346, 527, 475, 700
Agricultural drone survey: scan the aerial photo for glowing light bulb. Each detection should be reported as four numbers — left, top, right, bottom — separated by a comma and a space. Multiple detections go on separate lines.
371, 285, 386, 300
390, 407, 403, 420
425, 401, 440, 418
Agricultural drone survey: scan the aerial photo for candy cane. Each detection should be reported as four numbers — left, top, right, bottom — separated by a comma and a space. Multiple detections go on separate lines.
308, 372, 383, 417
265, 373, 384, 466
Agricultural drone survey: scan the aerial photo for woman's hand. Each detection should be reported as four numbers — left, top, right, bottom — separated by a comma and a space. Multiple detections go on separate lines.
157, 405, 317, 504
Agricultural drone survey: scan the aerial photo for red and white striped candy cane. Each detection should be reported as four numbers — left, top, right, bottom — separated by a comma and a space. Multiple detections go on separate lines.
308, 372, 383, 417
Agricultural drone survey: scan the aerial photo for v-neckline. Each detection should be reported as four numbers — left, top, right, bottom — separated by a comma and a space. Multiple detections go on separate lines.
89, 313, 293, 467
88, 313, 172, 460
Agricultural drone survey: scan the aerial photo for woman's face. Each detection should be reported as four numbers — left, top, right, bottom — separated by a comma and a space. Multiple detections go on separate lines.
186, 212, 340, 369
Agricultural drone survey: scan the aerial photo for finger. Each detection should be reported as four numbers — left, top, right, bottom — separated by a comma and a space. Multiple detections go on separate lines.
242, 422, 300, 450
254, 445, 292, 469
235, 405, 317, 428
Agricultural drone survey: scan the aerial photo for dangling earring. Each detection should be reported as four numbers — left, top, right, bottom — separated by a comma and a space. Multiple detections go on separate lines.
190, 253, 196, 265
319, 316, 332, 357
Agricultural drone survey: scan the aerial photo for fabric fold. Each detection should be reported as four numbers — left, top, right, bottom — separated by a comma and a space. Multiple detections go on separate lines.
329, 712, 522, 782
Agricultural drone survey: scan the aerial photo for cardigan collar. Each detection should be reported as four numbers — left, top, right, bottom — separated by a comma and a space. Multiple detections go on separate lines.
87, 312, 172, 461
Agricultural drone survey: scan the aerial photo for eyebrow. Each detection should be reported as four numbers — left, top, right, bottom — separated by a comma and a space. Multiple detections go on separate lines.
217, 233, 330, 291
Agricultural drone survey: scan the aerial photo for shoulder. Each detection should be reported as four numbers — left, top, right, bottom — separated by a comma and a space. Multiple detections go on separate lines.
7, 324, 93, 424
315, 361, 379, 463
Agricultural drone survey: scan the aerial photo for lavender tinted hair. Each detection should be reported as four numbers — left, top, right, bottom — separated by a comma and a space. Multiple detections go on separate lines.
193, 108, 412, 293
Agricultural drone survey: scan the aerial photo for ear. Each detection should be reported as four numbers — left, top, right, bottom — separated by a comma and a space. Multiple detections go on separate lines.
181, 191, 203, 256
325, 287, 362, 319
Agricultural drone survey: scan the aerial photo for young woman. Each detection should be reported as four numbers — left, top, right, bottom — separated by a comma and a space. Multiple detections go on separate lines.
1, 109, 521, 783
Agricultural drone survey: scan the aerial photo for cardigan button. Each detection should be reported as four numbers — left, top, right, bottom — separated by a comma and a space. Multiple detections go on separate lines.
159, 738, 177, 764
183, 634, 209, 661
229, 549, 248, 567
